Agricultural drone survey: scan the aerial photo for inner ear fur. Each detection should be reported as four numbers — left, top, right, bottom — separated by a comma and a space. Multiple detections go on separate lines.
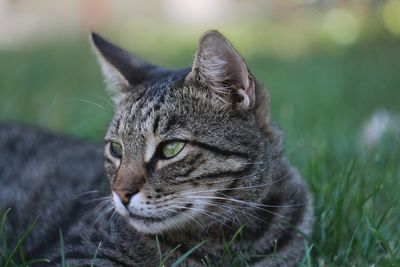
186, 30, 255, 110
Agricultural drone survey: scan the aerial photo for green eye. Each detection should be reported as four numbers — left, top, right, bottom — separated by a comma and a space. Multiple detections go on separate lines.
162, 141, 185, 159
110, 142, 123, 158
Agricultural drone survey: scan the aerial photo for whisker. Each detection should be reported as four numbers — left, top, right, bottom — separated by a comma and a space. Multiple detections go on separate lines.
92, 198, 113, 214
89, 90, 115, 110
164, 206, 207, 232
107, 210, 118, 229
74, 98, 106, 110
181, 195, 288, 220
163, 209, 185, 232
172, 172, 260, 195
203, 160, 280, 185
167, 202, 231, 228
76, 190, 99, 197
69, 190, 100, 202
174, 198, 271, 226
218, 190, 304, 209
179, 172, 293, 201
93, 200, 114, 226
173, 162, 276, 195
228, 158, 281, 166
84, 196, 113, 204
171, 199, 239, 227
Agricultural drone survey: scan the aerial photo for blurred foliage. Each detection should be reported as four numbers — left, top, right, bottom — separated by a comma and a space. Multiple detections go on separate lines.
0, 1, 400, 264
0, 33, 399, 142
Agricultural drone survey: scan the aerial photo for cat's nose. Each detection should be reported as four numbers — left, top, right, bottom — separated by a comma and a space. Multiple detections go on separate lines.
115, 190, 134, 206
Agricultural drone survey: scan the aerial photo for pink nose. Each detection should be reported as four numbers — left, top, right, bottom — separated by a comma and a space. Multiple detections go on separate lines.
115, 190, 133, 206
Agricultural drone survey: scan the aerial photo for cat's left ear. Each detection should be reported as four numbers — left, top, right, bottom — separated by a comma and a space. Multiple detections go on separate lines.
186, 30, 255, 110
90, 32, 158, 100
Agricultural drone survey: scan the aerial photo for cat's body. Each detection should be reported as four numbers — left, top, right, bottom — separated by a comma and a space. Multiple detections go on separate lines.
0, 31, 313, 266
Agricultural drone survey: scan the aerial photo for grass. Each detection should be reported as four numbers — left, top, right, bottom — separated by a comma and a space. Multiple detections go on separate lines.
155, 236, 207, 267
0, 210, 49, 266
0, 35, 399, 266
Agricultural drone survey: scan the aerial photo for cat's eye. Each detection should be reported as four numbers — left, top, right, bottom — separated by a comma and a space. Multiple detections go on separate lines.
110, 142, 123, 158
161, 141, 185, 159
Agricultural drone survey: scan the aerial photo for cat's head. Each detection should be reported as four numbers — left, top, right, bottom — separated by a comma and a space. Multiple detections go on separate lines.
91, 31, 281, 234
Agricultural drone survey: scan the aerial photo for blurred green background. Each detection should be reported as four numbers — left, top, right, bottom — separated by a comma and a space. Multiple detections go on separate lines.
0, 0, 399, 265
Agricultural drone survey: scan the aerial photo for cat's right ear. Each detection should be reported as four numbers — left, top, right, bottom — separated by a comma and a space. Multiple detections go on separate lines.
90, 33, 157, 101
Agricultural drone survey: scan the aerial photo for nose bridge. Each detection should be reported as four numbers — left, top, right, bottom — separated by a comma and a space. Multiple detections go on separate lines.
113, 152, 146, 192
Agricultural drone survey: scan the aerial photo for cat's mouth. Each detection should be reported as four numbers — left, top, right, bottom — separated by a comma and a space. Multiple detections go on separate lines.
112, 191, 200, 233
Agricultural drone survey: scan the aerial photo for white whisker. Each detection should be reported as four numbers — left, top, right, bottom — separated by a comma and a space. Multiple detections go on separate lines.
74, 98, 106, 110
84, 196, 113, 204
164, 206, 207, 232
181, 195, 288, 220
89, 90, 115, 110
168, 202, 230, 228
179, 172, 293, 200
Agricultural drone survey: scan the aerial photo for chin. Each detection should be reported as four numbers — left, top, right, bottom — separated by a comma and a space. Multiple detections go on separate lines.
127, 214, 192, 234
128, 217, 174, 234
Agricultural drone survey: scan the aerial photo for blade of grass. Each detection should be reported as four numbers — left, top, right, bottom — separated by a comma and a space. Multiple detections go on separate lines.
0, 208, 11, 258
156, 235, 182, 267
171, 240, 207, 267
3, 216, 38, 267
221, 225, 245, 259
59, 228, 66, 267
90, 241, 102, 267
21, 258, 51, 266
156, 235, 162, 266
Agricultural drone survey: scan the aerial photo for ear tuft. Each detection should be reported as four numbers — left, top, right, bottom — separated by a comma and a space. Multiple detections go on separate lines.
187, 30, 255, 109
90, 32, 159, 102
90, 32, 130, 94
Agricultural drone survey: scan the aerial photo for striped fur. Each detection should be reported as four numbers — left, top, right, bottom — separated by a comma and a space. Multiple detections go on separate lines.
0, 31, 313, 266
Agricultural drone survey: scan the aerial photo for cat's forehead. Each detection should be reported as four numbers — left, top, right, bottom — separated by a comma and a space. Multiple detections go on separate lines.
111, 68, 193, 136
140, 68, 190, 97
119, 68, 187, 106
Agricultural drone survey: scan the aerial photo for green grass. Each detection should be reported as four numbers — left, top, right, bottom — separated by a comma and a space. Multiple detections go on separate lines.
0, 36, 399, 266
0, 210, 49, 266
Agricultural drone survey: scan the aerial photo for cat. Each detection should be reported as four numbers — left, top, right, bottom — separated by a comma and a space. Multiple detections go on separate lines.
0, 30, 313, 266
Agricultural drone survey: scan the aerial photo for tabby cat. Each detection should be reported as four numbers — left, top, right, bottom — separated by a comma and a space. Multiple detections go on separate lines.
0, 31, 313, 266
